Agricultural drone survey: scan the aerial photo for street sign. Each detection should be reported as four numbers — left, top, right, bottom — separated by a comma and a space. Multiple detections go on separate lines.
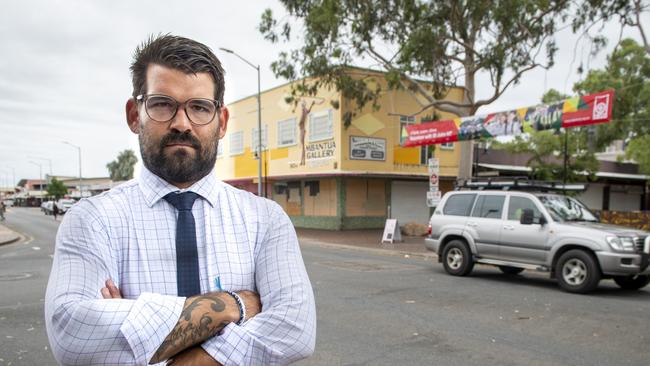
428, 157, 440, 192
381, 219, 402, 244
427, 191, 441, 207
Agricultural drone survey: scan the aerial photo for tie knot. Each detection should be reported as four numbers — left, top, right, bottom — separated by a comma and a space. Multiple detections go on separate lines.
164, 191, 200, 211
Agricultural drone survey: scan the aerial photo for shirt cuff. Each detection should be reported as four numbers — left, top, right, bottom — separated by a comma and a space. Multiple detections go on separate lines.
201, 323, 249, 366
120, 292, 185, 364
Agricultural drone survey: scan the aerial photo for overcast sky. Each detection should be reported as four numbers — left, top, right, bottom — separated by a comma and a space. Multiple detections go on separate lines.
0, 1, 647, 187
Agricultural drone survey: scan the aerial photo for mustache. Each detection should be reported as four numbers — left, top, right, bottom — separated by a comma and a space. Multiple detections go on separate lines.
159, 132, 201, 150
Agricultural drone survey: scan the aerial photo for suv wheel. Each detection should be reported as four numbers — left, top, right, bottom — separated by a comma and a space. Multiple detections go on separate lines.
442, 240, 474, 276
613, 275, 650, 290
556, 249, 601, 293
498, 266, 524, 275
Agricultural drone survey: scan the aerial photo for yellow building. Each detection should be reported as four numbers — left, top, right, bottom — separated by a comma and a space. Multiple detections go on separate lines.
215, 68, 464, 229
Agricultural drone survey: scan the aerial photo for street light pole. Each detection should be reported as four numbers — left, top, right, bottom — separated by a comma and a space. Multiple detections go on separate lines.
29, 161, 43, 193
63, 142, 82, 199
29, 156, 53, 180
219, 47, 263, 197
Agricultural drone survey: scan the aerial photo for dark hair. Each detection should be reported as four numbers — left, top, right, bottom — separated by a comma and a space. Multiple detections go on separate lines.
130, 34, 225, 104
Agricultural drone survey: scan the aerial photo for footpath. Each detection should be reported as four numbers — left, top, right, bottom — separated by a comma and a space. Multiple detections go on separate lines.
296, 228, 435, 259
1, 221, 434, 259
0, 223, 20, 246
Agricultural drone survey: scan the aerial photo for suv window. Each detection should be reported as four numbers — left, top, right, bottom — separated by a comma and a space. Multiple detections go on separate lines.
471, 195, 505, 219
507, 196, 542, 223
443, 194, 476, 216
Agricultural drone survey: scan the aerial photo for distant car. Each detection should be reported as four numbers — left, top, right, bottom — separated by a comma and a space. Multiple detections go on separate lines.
56, 199, 76, 214
2, 199, 13, 207
41, 201, 54, 215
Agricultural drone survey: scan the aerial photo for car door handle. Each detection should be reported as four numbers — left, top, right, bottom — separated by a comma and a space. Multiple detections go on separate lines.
467, 222, 478, 227
503, 225, 514, 230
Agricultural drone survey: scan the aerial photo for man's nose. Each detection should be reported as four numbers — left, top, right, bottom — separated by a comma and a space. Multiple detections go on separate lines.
168, 106, 193, 132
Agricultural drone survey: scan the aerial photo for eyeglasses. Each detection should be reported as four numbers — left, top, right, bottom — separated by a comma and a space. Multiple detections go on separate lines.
136, 94, 222, 125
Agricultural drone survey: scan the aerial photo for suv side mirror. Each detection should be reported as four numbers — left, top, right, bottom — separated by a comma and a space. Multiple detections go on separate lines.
520, 208, 534, 225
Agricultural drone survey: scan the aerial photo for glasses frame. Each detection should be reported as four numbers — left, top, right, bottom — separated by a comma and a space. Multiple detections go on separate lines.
136, 94, 222, 126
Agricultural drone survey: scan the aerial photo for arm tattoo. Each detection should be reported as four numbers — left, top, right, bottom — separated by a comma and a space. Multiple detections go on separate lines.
149, 295, 229, 364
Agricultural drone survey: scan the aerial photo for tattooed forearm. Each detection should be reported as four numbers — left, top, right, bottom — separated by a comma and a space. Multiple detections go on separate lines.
149, 294, 233, 364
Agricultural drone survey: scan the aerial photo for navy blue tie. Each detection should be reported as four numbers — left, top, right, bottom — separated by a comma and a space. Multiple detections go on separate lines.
164, 192, 201, 297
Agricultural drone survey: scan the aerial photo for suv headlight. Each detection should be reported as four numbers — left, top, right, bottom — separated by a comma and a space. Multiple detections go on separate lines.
606, 236, 635, 252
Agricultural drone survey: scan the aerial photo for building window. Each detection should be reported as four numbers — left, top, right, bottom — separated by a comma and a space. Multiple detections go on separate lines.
401, 115, 432, 164
252, 125, 268, 152
277, 118, 297, 147
440, 142, 454, 150
309, 110, 333, 142
229, 131, 244, 155
305, 180, 320, 196
399, 116, 416, 145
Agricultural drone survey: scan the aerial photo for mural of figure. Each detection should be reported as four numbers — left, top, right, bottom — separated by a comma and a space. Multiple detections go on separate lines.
299, 100, 316, 166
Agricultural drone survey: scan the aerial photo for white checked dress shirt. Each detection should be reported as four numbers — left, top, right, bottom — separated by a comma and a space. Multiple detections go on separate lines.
45, 168, 316, 365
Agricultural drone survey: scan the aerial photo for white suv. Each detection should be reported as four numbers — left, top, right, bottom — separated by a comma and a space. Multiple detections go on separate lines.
425, 182, 650, 293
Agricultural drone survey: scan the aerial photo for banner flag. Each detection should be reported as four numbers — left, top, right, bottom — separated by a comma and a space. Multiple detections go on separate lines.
402, 90, 614, 147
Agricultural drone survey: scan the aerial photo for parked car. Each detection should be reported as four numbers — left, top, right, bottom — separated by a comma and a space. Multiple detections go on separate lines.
2, 199, 14, 207
56, 199, 76, 214
41, 200, 54, 215
425, 180, 650, 293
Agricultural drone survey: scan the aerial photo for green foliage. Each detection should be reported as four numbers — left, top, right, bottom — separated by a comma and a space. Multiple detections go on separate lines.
626, 134, 650, 174
47, 178, 68, 200
573, 39, 650, 150
106, 149, 138, 181
572, 0, 649, 56
260, 0, 570, 124
492, 129, 599, 182
541, 89, 570, 104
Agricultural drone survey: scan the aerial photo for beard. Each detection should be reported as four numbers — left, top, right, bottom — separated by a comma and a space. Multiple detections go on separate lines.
139, 128, 219, 185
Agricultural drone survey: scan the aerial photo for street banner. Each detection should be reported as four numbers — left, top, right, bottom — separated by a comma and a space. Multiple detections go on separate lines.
402, 90, 614, 147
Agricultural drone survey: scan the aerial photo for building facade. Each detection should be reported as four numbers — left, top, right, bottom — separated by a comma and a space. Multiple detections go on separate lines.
215, 68, 464, 229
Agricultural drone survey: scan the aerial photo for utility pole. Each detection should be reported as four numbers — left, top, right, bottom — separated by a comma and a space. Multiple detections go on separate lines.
219, 47, 264, 197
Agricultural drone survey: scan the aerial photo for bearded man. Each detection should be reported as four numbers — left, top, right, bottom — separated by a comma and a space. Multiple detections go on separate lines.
45, 34, 316, 366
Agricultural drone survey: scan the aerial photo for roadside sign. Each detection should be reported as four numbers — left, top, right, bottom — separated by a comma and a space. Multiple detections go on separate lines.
428, 157, 440, 192
381, 219, 402, 244
427, 191, 441, 207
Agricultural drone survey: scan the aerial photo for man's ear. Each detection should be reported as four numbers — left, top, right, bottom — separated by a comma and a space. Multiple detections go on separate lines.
217, 107, 229, 139
126, 98, 140, 134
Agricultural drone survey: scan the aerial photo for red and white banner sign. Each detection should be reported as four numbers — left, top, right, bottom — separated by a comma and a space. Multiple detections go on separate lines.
402, 90, 614, 147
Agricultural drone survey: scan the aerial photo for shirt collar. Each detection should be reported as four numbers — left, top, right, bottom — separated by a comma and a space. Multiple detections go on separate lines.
138, 166, 220, 208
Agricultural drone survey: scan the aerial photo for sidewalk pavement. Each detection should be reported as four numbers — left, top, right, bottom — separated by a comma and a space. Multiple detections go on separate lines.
295, 228, 435, 259
0, 223, 20, 246
0, 221, 434, 258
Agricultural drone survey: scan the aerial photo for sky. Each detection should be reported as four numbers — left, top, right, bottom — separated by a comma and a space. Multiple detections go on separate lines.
0, 1, 647, 187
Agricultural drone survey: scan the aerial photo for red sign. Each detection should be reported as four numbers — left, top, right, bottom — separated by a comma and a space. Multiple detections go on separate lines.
403, 119, 458, 147
562, 90, 614, 128
402, 90, 614, 147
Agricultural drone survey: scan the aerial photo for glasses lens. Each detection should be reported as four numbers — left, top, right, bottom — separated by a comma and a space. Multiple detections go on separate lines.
186, 99, 217, 125
145, 95, 176, 122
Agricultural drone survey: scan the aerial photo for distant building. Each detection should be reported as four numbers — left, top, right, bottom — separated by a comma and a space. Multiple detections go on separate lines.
474, 147, 648, 211
215, 67, 465, 229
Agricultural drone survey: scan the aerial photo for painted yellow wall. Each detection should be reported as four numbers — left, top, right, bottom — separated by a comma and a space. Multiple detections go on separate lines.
339, 70, 463, 177
214, 69, 464, 181
215, 81, 342, 180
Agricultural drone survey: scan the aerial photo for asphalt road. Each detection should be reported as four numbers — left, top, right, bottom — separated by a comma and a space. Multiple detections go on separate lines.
1, 207, 649, 366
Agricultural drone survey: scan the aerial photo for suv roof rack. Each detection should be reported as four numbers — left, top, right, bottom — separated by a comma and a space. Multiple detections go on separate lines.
455, 177, 587, 192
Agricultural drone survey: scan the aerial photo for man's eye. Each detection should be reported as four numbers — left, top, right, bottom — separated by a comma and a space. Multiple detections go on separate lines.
190, 102, 212, 113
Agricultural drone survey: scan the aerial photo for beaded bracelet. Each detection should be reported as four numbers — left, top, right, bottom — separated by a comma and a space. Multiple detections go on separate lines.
225, 290, 246, 326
